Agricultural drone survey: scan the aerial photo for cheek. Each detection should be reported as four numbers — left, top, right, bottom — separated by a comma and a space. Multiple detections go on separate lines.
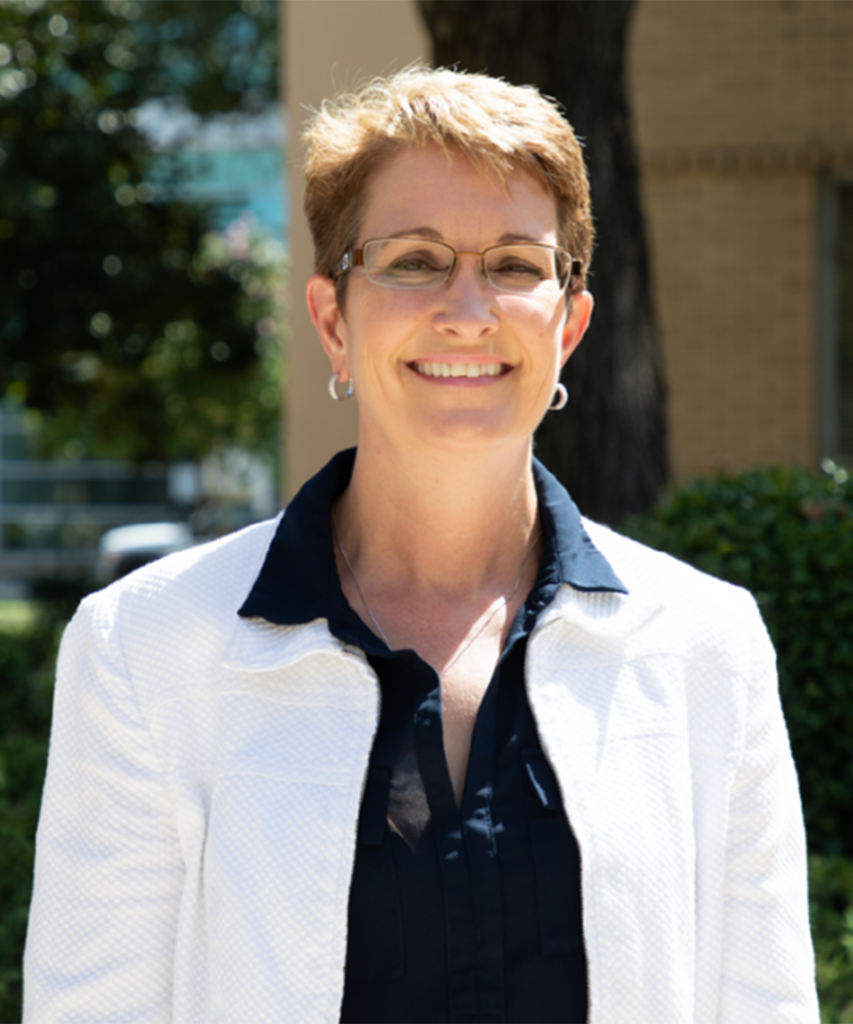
348, 294, 429, 359
528, 316, 569, 359
497, 295, 566, 335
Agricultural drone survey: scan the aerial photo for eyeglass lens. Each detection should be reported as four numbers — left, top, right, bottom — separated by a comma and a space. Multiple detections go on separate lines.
361, 238, 568, 292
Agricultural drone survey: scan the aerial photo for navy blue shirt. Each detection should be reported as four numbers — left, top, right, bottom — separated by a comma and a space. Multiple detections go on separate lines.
239, 450, 626, 1023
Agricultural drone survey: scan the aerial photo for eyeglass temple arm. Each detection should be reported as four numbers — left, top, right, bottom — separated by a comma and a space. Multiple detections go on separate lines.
334, 249, 365, 278
566, 257, 584, 292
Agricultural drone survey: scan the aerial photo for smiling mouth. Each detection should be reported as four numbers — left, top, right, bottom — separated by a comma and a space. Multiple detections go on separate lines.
410, 361, 509, 379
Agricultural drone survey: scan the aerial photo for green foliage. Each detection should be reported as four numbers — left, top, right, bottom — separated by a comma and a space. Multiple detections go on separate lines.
0, 0, 278, 115
811, 855, 853, 1022
622, 462, 853, 857
0, 0, 282, 463
24, 218, 287, 465
0, 611, 61, 1021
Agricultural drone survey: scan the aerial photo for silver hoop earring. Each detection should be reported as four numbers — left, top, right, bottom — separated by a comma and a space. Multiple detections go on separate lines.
549, 382, 569, 411
328, 373, 354, 401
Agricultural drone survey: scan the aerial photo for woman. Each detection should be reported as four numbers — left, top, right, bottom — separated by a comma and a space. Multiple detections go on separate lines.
25, 68, 817, 1023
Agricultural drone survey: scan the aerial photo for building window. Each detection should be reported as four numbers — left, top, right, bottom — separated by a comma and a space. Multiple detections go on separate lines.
820, 180, 853, 465
839, 183, 853, 460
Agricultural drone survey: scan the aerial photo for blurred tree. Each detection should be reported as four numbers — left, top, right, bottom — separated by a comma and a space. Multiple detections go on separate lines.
419, 0, 667, 524
0, 0, 283, 464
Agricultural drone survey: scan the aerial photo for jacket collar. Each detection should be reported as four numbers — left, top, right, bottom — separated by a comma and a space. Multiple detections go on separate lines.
238, 447, 627, 627
228, 449, 636, 671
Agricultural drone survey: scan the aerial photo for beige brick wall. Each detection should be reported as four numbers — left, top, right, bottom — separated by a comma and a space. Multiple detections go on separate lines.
631, 0, 853, 154
644, 173, 816, 478
629, 0, 853, 481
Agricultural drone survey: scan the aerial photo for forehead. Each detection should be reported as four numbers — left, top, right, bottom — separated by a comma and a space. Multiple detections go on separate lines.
359, 144, 559, 245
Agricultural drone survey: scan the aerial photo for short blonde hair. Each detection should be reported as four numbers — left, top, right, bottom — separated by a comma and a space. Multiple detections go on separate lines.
302, 66, 593, 298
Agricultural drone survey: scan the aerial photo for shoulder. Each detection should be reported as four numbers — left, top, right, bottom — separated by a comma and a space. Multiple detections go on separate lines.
580, 518, 772, 667
94, 515, 280, 616
584, 517, 755, 606
69, 516, 283, 679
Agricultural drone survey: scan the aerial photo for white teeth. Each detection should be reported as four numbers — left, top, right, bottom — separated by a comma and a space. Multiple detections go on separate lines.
414, 361, 503, 378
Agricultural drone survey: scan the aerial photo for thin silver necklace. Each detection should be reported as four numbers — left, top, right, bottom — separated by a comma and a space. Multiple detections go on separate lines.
333, 520, 541, 677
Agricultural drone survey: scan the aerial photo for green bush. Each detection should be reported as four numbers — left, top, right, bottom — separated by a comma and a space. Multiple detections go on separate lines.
811, 855, 853, 1022
0, 608, 63, 1021
622, 463, 853, 857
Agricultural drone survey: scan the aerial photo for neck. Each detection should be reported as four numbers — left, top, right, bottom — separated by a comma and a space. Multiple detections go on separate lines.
334, 436, 540, 599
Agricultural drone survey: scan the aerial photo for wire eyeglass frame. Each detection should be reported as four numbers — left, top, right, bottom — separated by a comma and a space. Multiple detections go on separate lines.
334, 237, 583, 295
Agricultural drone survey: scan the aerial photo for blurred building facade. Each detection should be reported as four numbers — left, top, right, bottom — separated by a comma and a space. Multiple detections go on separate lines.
0, 401, 186, 586
0, 397, 277, 588
629, 0, 853, 481
284, 0, 853, 491
138, 101, 287, 240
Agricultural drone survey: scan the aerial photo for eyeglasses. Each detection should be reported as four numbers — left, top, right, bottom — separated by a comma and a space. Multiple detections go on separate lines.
335, 237, 582, 295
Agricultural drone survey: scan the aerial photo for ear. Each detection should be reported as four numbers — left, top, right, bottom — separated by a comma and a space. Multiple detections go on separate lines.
305, 274, 351, 381
560, 290, 594, 368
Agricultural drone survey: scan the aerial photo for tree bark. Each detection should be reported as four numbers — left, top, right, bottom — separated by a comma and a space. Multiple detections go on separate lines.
418, 0, 667, 524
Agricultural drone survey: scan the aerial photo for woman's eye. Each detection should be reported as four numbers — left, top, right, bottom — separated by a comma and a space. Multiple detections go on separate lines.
492, 260, 545, 279
389, 251, 444, 273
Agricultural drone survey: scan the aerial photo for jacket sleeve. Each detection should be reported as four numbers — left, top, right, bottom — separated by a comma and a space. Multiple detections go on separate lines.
718, 609, 819, 1022
23, 594, 184, 1023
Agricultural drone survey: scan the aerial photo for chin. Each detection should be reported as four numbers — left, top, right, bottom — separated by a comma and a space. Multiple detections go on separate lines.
414, 409, 534, 451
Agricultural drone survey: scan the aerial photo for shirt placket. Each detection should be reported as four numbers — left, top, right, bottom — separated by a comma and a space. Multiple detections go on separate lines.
413, 666, 508, 1023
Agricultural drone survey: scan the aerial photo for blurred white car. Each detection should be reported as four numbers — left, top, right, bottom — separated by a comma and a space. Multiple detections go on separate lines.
96, 522, 194, 583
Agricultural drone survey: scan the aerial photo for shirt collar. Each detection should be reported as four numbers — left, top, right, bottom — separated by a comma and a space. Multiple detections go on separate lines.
238, 447, 626, 627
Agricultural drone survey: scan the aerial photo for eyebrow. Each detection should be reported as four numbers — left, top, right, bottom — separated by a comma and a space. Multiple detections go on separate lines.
381, 228, 547, 246
385, 227, 443, 241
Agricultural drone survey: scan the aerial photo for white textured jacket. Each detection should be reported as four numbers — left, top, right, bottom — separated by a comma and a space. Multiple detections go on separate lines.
24, 514, 818, 1023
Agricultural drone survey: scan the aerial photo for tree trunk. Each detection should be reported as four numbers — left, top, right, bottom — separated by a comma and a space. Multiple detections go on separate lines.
418, 0, 667, 524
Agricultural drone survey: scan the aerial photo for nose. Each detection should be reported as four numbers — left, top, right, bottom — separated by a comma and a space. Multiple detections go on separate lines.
433, 252, 499, 339
447, 250, 488, 284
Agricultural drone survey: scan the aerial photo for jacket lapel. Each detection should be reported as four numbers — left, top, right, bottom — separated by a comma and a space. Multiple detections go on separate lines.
527, 584, 696, 1024
207, 615, 380, 1021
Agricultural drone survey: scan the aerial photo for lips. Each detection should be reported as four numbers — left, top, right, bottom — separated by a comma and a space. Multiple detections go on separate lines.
411, 361, 507, 379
